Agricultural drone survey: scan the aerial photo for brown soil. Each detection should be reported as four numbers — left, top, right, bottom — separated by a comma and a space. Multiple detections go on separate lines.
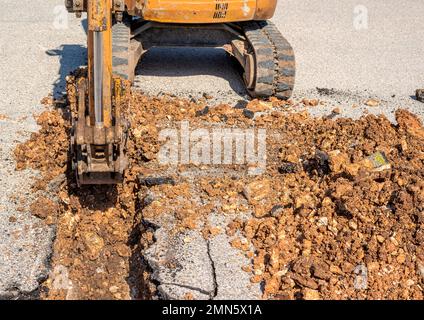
14, 79, 423, 300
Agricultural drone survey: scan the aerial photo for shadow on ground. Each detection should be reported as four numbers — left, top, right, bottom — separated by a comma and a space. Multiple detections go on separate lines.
46, 19, 88, 98
45, 44, 87, 99
135, 47, 247, 98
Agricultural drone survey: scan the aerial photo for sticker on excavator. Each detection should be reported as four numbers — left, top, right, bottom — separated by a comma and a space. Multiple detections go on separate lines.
213, 0, 229, 19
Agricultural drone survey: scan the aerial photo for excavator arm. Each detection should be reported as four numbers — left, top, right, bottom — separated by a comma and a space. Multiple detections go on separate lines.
88, 0, 112, 127
70, 0, 127, 185
65, 0, 295, 186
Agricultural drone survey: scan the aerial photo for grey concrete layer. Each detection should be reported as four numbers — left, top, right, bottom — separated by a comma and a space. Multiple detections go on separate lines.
0, 0, 86, 298
275, 0, 424, 98
144, 212, 261, 300
0, 119, 54, 299
207, 213, 261, 300
145, 218, 215, 300
274, 0, 424, 122
0, 211, 55, 299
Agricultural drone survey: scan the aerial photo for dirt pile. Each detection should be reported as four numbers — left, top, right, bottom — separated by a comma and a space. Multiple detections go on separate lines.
14, 110, 69, 190
14, 83, 423, 299
14, 95, 156, 299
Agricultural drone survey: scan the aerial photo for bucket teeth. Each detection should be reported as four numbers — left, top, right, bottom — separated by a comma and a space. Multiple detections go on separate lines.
70, 74, 128, 186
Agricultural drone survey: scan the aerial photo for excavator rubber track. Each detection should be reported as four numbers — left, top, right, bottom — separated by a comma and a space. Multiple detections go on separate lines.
241, 21, 295, 100
112, 20, 132, 81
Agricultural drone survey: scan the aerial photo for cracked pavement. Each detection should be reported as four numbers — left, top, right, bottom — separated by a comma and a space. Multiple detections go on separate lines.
0, 0, 86, 298
144, 211, 261, 300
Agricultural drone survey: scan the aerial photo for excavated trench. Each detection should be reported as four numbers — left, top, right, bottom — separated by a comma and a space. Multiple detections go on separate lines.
14, 83, 424, 300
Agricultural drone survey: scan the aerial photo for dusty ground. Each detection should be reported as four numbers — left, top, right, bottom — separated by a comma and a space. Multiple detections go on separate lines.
1, 0, 424, 299
14, 80, 424, 299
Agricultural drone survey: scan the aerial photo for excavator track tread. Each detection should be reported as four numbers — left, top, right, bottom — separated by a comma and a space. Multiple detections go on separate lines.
112, 20, 132, 81
241, 20, 295, 100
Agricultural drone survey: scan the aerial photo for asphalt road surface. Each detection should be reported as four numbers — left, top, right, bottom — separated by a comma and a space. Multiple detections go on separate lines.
0, 0, 423, 298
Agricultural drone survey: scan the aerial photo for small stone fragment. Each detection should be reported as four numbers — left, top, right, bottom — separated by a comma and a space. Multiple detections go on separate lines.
109, 286, 119, 293
303, 288, 321, 300
195, 106, 209, 117
278, 161, 298, 174
247, 100, 273, 112
348, 220, 358, 230
416, 89, 424, 102
203, 93, 213, 100
365, 99, 380, 107
243, 179, 271, 203
332, 107, 341, 114
270, 205, 284, 217
364, 151, 391, 171
243, 109, 255, 119
418, 263, 424, 279
395, 109, 424, 138
396, 253, 406, 264
83, 232, 105, 260
138, 176, 175, 187
317, 217, 328, 227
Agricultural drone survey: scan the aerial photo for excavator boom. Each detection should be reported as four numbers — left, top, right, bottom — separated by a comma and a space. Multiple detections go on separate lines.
66, 0, 295, 185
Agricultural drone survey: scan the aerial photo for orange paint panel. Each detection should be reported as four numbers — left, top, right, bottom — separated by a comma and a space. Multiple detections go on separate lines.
142, 0, 258, 23
255, 0, 277, 20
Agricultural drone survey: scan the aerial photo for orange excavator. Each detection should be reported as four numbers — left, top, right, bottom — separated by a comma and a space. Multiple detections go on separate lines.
65, 0, 295, 185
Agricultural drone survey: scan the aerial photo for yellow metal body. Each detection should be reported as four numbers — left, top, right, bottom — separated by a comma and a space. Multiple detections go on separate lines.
87, 0, 112, 127
125, 0, 277, 23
